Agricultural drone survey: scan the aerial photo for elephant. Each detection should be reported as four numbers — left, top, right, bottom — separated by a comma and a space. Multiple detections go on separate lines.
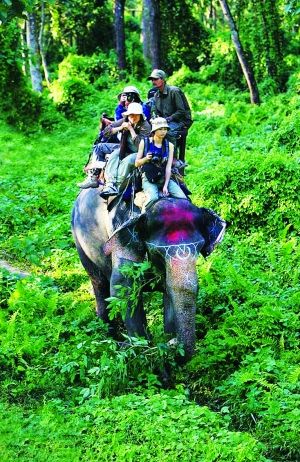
71, 189, 226, 361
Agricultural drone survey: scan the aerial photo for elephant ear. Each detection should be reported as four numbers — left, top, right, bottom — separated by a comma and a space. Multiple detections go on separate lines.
103, 213, 147, 257
197, 208, 227, 257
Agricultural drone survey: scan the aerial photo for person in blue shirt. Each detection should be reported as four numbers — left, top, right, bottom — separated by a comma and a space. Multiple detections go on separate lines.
135, 117, 187, 211
115, 86, 151, 121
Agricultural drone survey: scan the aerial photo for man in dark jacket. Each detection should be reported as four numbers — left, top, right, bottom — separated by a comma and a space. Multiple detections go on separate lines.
148, 69, 193, 144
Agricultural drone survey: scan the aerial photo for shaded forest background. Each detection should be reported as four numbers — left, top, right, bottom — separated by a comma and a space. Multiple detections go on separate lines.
1, 0, 300, 129
0, 1, 299, 462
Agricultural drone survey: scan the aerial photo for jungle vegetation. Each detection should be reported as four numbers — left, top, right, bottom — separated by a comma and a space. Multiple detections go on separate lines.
0, 1, 299, 461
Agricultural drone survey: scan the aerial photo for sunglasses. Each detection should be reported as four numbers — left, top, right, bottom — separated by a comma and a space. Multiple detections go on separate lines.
151, 78, 160, 81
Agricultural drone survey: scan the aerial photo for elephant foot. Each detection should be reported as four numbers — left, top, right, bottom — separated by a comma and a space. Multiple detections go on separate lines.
156, 361, 173, 389
105, 317, 124, 342
176, 349, 193, 365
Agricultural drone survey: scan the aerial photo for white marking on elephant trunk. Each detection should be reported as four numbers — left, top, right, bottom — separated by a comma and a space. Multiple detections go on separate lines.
185, 272, 198, 289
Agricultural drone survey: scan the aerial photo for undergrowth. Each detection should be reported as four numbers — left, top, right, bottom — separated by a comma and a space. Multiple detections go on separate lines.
0, 78, 299, 461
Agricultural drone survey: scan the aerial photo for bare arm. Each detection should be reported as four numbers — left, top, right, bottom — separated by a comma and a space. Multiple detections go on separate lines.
163, 142, 174, 195
103, 118, 124, 137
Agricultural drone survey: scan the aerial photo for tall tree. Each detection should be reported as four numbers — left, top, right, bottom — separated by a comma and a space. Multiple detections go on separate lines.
48, 0, 114, 55
158, 0, 210, 73
219, 0, 260, 104
38, 0, 50, 87
26, 10, 43, 92
142, 0, 161, 68
114, 0, 126, 73
252, 0, 284, 89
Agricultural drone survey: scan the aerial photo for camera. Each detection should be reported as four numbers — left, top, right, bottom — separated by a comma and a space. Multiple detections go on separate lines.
151, 156, 160, 163
125, 92, 136, 103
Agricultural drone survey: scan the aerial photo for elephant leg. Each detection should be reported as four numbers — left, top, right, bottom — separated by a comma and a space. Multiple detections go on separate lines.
124, 295, 148, 338
75, 242, 115, 329
91, 277, 123, 339
110, 266, 148, 338
90, 277, 110, 320
163, 291, 176, 335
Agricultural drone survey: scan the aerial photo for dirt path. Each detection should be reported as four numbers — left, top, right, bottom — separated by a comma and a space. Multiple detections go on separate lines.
0, 259, 30, 278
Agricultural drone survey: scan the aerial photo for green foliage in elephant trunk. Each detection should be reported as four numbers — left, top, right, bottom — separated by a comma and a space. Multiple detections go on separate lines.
106, 260, 158, 322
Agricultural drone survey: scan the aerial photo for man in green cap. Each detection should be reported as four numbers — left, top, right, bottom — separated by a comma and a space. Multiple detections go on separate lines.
147, 69, 193, 146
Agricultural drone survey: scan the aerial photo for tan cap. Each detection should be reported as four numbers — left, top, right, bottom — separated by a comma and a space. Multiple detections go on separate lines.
147, 69, 166, 80
151, 117, 169, 133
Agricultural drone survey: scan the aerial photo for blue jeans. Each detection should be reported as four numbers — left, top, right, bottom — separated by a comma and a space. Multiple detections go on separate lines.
142, 172, 187, 211
92, 142, 119, 162
104, 149, 137, 186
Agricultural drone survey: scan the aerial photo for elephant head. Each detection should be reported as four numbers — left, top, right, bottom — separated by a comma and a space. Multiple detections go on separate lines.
104, 198, 226, 360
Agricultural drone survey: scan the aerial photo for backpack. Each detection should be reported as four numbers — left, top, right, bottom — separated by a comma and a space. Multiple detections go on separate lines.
177, 87, 193, 128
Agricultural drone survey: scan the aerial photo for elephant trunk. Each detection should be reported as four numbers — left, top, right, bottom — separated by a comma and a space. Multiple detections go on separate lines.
165, 257, 199, 360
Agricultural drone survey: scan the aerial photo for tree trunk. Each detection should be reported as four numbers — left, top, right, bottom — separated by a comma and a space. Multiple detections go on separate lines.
208, 1, 217, 30
142, 0, 151, 62
114, 0, 126, 73
142, 0, 161, 68
38, 0, 50, 88
26, 11, 43, 92
253, 0, 284, 89
218, 0, 260, 104
20, 20, 29, 76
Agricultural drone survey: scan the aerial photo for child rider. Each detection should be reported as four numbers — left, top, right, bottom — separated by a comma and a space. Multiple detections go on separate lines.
135, 117, 187, 211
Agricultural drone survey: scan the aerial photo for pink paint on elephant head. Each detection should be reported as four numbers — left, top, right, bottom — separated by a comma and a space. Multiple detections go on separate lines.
161, 207, 195, 243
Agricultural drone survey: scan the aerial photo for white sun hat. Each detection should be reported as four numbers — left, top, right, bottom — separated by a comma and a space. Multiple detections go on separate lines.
151, 117, 169, 133
123, 102, 144, 116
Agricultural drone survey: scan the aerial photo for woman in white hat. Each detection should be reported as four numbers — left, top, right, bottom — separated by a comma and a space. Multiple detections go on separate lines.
99, 102, 151, 198
135, 117, 187, 210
